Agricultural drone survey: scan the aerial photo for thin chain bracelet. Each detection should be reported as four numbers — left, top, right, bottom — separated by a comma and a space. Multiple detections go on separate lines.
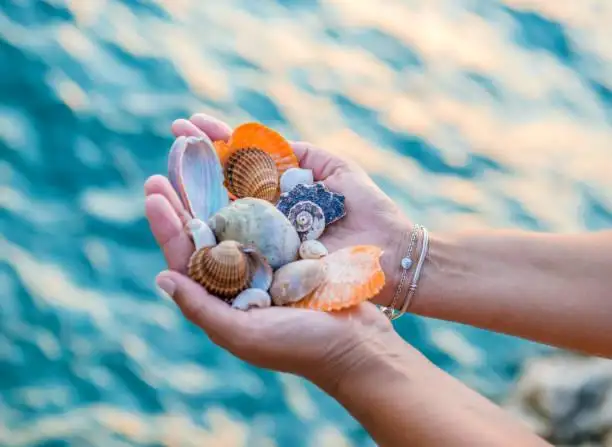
381, 224, 420, 320
396, 226, 429, 316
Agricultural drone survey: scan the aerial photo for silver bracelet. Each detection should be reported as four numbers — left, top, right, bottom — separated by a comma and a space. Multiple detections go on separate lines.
397, 226, 429, 316
380, 224, 420, 320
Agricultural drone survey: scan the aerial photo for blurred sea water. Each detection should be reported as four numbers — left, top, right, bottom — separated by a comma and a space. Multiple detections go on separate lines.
1, 0, 611, 446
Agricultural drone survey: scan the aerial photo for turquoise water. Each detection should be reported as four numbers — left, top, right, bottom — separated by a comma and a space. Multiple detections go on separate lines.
1, 1, 611, 445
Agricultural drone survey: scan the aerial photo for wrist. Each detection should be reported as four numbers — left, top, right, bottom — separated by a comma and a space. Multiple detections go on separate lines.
376, 217, 414, 307
310, 326, 435, 397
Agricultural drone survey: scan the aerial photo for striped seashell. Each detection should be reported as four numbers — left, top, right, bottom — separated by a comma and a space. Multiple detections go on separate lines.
187, 240, 252, 301
224, 148, 279, 202
214, 123, 299, 176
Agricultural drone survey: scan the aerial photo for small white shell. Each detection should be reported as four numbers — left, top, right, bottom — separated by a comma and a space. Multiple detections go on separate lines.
280, 167, 314, 194
232, 288, 272, 311
186, 219, 216, 249
299, 240, 328, 259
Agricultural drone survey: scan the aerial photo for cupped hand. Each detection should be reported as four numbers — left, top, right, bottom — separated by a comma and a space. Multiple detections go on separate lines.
144, 114, 411, 384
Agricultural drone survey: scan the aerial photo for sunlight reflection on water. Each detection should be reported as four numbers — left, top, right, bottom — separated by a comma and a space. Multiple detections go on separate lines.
1, 0, 611, 445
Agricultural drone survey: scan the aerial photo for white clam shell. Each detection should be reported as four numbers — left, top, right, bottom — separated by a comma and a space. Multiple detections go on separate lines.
231, 288, 272, 311
270, 259, 326, 306
186, 219, 216, 250
280, 167, 314, 194
168, 135, 229, 221
299, 240, 328, 259
208, 198, 301, 270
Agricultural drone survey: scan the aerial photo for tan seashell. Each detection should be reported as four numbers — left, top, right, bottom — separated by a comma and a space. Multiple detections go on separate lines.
231, 288, 272, 311
224, 148, 279, 202
270, 259, 326, 306
209, 198, 301, 270
299, 240, 328, 260
187, 240, 252, 301
290, 246, 385, 312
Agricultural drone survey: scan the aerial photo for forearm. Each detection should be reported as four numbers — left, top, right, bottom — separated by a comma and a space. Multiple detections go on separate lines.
412, 229, 612, 356
315, 332, 549, 447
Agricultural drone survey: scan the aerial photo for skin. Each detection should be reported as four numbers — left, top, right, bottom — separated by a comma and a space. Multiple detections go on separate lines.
144, 113, 570, 446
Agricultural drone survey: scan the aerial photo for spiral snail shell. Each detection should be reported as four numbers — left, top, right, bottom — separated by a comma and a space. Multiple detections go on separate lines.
287, 201, 326, 241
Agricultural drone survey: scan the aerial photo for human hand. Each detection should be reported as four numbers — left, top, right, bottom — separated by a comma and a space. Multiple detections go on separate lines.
165, 113, 414, 308
144, 114, 412, 385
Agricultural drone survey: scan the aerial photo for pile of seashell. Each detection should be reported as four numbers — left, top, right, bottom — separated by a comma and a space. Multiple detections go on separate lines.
168, 123, 385, 312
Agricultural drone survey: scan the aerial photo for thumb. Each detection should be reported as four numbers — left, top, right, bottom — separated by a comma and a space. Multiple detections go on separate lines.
155, 270, 249, 346
291, 142, 349, 181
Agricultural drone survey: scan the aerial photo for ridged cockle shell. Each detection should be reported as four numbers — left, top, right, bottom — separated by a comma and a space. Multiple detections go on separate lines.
290, 246, 385, 311
224, 148, 279, 202
168, 135, 229, 221
208, 198, 300, 270
214, 123, 299, 176
187, 240, 252, 301
270, 259, 326, 306
299, 240, 328, 259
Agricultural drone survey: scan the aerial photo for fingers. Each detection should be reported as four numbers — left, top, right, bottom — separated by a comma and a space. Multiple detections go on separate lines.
291, 141, 349, 181
171, 119, 206, 138
189, 113, 233, 142
145, 194, 194, 273
156, 270, 249, 346
173, 113, 348, 181
144, 175, 188, 224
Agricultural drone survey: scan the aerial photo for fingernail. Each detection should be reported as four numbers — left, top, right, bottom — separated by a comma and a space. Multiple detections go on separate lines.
156, 275, 176, 298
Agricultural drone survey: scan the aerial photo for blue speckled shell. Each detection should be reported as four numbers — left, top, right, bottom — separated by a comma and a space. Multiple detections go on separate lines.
276, 182, 346, 226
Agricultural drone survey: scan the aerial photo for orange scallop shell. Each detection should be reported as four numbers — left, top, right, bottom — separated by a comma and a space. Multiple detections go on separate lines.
214, 123, 299, 177
224, 148, 279, 202
289, 245, 385, 311
187, 240, 253, 301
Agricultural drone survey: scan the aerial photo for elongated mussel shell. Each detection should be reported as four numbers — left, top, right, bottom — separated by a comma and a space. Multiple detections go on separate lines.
168, 135, 229, 221
270, 259, 326, 306
224, 148, 279, 202
187, 240, 252, 301
290, 245, 385, 311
